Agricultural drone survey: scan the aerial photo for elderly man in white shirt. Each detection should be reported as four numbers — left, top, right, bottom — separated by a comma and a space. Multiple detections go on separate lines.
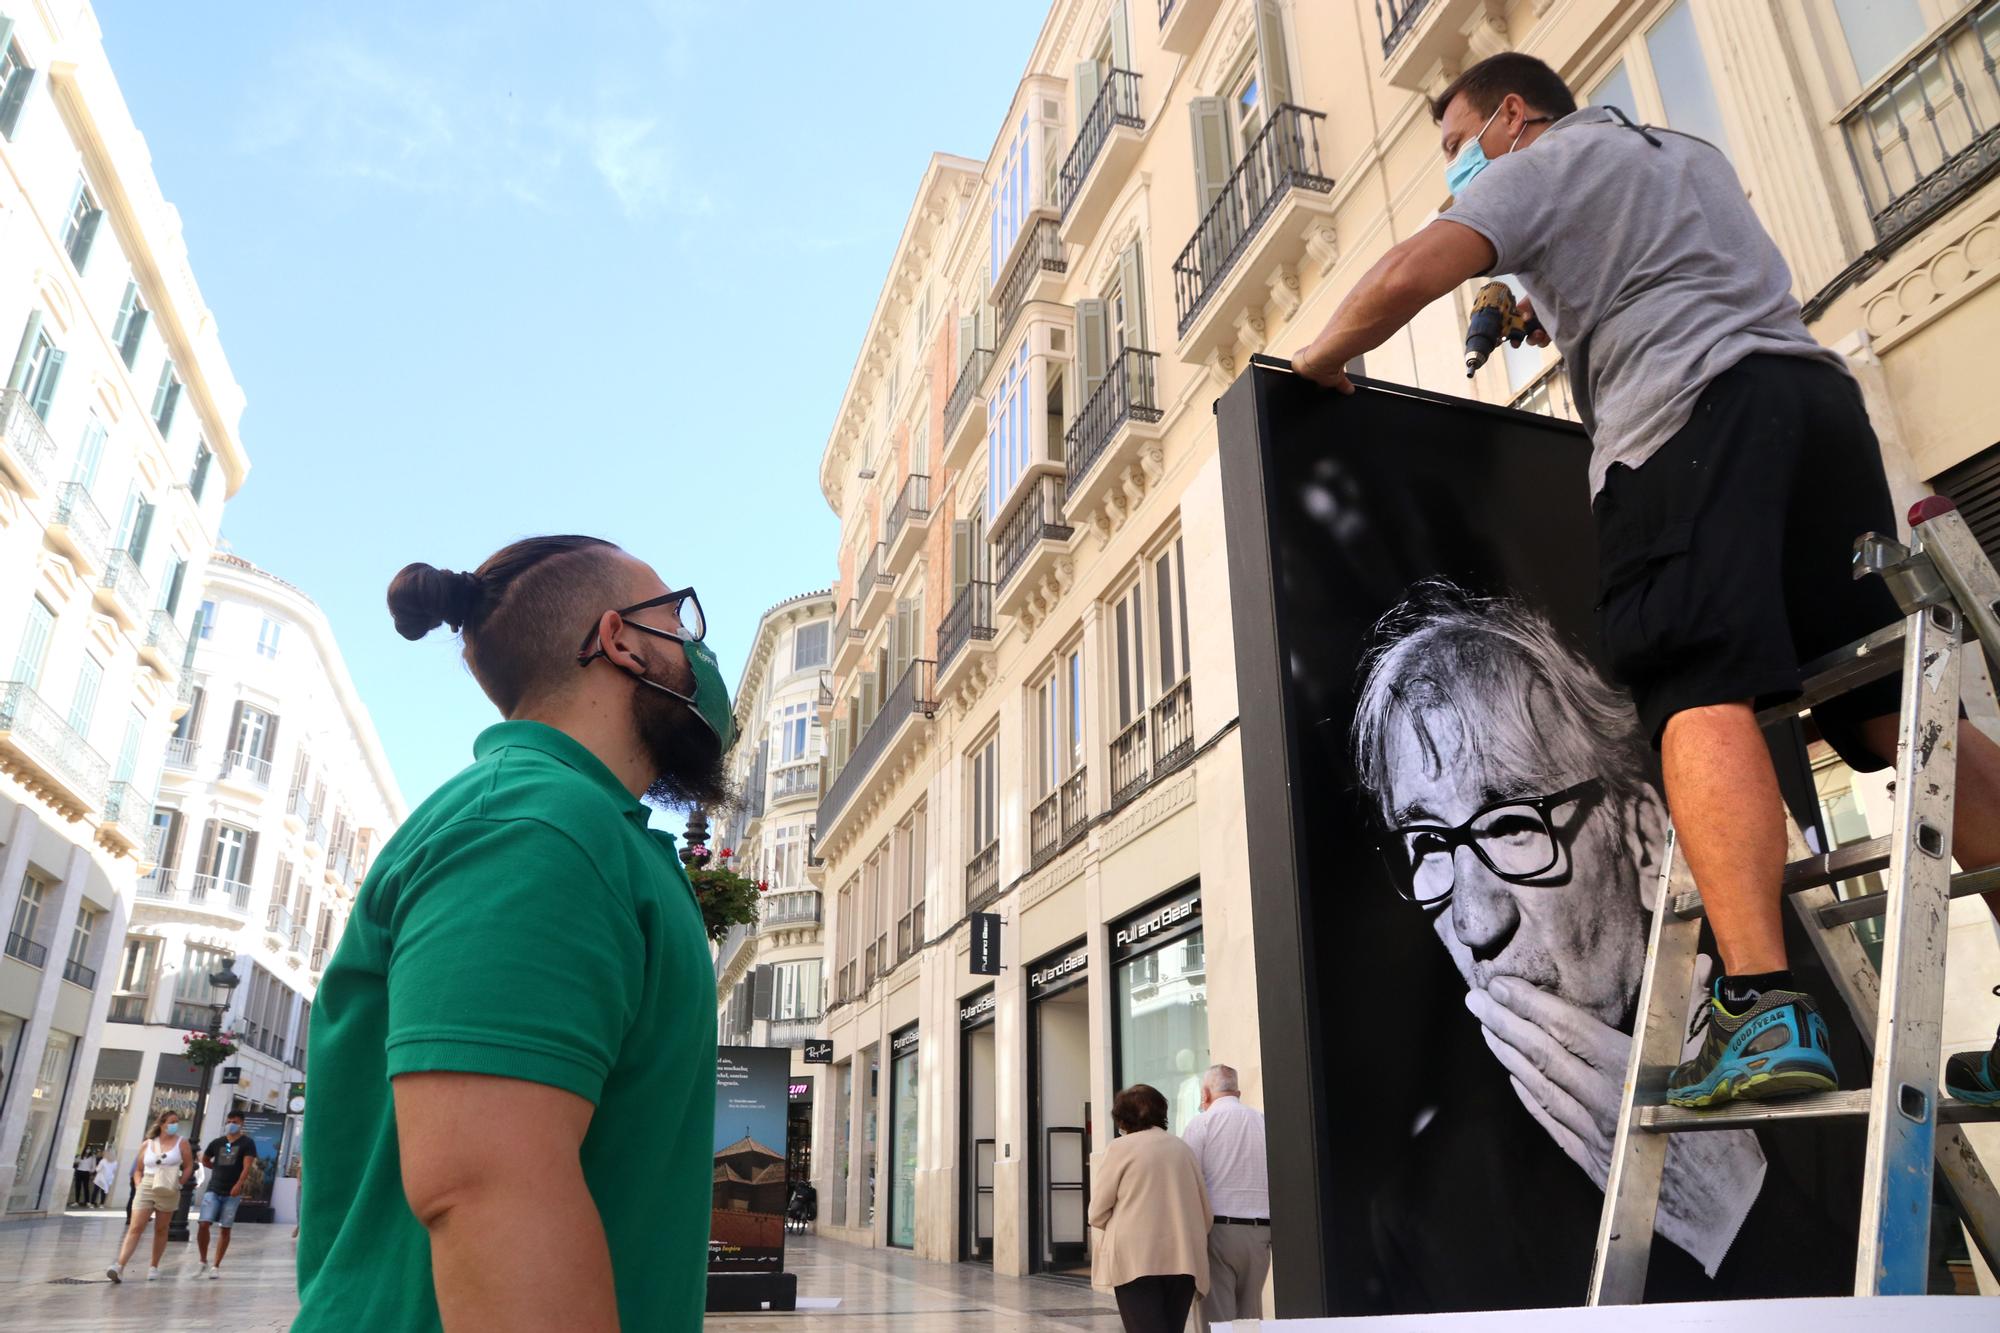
1180, 1064, 1269, 1331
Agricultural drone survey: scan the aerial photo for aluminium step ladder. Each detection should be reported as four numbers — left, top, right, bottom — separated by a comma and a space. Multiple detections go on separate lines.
1590, 495, 2000, 1303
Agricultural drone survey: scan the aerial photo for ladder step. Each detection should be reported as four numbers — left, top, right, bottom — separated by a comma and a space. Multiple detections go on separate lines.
1637, 1089, 2000, 1133
1671, 851, 1995, 921
1755, 619, 1908, 729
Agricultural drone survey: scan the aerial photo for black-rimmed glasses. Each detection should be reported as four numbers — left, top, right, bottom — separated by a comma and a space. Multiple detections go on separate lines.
1379, 778, 1605, 907
576, 586, 705, 664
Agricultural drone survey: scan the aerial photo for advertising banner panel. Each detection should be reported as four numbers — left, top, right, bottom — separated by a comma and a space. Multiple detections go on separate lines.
1220, 362, 1872, 1315
709, 1045, 790, 1274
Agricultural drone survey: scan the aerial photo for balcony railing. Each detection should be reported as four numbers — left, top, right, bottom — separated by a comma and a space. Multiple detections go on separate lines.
938, 580, 996, 673
1376, 0, 1434, 56
945, 348, 993, 442
763, 889, 822, 928
311, 946, 326, 971
165, 736, 199, 770
1111, 713, 1150, 808
62, 957, 96, 988
1840, 0, 2000, 254
1060, 767, 1088, 845
897, 900, 926, 963
742, 750, 768, 819
767, 1017, 822, 1048
143, 610, 188, 676
1060, 69, 1144, 218
1153, 677, 1195, 776
818, 658, 937, 832
833, 597, 864, 665
995, 474, 1073, 589
50, 482, 111, 571
817, 671, 833, 708
102, 780, 155, 851
966, 840, 1001, 911
771, 759, 820, 802
995, 216, 1067, 348
170, 1001, 215, 1030
0, 387, 58, 493
1509, 357, 1582, 424
99, 549, 151, 621
0, 680, 110, 813
1030, 788, 1062, 869
188, 874, 253, 912
220, 749, 272, 788
1174, 105, 1334, 336
806, 824, 824, 867
109, 994, 148, 1023
857, 542, 892, 603
885, 473, 931, 550
287, 785, 315, 824
267, 901, 297, 940
5, 931, 47, 967
1065, 348, 1162, 490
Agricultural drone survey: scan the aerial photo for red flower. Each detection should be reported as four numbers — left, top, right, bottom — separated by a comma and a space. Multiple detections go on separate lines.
721, 847, 735, 858
757, 880, 769, 893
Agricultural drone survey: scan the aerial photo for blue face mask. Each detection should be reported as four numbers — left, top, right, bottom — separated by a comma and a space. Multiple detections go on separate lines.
1445, 106, 1547, 197
163, 1124, 181, 1137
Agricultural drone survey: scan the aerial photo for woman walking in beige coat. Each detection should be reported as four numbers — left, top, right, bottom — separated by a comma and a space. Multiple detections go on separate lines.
1089, 1084, 1212, 1333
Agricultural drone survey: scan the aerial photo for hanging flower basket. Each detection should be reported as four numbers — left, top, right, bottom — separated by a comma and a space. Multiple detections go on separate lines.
182, 1029, 240, 1069
683, 845, 763, 943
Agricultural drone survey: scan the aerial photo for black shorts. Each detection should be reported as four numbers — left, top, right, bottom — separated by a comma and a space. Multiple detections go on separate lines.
1592, 354, 1904, 771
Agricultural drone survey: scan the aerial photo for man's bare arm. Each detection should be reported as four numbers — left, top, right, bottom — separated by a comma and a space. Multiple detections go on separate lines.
1291, 220, 1497, 392
395, 1071, 617, 1332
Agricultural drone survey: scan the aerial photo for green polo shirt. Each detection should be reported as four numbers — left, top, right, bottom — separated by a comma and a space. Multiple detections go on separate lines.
295, 721, 715, 1332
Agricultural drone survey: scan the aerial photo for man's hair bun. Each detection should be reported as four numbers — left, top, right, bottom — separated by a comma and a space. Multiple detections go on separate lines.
386, 562, 483, 641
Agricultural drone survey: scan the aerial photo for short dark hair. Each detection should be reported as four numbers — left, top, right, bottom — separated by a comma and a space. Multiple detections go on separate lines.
225, 1111, 244, 1121
1431, 53, 1577, 124
1112, 1084, 1170, 1134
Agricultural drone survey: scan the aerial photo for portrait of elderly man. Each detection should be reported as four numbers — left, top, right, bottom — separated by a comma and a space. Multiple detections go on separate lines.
1348, 580, 1858, 1309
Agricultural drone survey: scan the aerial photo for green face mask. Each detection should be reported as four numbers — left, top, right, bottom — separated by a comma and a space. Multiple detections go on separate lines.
580, 587, 735, 751
675, 636, 737, 750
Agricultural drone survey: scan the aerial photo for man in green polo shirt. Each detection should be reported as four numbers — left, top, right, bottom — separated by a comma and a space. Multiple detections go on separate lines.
296, 536, 732, 1332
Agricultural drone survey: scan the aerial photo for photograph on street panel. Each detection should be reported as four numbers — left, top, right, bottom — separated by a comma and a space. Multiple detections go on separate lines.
1245, 368, 1873, 1312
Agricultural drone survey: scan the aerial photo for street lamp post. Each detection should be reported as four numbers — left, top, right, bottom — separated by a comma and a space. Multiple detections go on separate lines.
169, 955, 241, 1243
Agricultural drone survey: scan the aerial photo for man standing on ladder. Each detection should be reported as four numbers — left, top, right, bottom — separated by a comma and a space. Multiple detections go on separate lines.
1290, 52, 2000, 1111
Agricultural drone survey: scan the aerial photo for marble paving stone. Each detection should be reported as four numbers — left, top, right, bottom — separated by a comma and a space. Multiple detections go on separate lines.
0, 1214, 1118, 1330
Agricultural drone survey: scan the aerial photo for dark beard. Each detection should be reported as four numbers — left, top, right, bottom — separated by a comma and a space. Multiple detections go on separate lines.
631, 672, 733, 812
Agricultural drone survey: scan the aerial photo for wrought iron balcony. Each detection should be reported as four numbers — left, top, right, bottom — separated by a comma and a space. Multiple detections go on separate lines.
1841, 0, 2000, 255
0, 680, 110, 818
944, 347, 994, 470
993, 474, 1073, 612
818, 657, 937, 838
96, 549, 152, 628
771, 758, 820, 803
966, 840, 1001, 912
885, 473, 932, 574
762, 889, 823, 928
1173, 104, 1334, 345
938, 579, 996, 681
5, 930, 47, 967
767, 1017, 823, 1048
286, 784, 314, 826
220, 748, 273, 789
994, 217, 1068, 351
1376, 0, 1434, 56
189, 873, 253, 913
141, 610, 189, 679
164, 736, 200, 771
1111, 676, 1195, 809
1060, 70, 1145, 239
267, 900, 297, 940
817, 671, 833, 708
0, 387, 58, 497
48, 482, 111, 572
311, 946, 326, 971
172, 666, 200, 720
62, 957, 96, 988
1064, 348, 1163, 520
833, 598, 865, 674
101, 780, 155, 854
1031, 769, 1090, 869
109, 994, 149, 1023
1111, 713, 1150, 809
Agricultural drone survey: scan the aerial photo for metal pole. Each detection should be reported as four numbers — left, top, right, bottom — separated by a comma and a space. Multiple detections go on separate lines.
169, 1006, 221, 1243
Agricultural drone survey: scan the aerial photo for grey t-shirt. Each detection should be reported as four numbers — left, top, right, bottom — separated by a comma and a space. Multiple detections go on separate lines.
1446, 107, 1849, 496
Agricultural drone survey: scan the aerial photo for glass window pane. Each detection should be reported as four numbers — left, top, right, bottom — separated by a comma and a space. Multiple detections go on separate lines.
1114, 929, 1210, 1133
1588, 62, 1637, 119
1647, 1, 1733, 157
1833, 0, 1928, 84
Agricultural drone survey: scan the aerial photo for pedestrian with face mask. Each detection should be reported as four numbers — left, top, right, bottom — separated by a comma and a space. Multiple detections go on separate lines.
195, 1110, 254, 1278
108, 1111, 192, 1282
294, 537, 730, 1333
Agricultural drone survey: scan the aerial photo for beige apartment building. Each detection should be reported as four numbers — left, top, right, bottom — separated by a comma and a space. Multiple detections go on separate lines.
806, 0, 2000, 1287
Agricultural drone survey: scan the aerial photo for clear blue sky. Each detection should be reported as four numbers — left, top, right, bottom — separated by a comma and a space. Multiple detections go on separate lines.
97, 1, 1039, 806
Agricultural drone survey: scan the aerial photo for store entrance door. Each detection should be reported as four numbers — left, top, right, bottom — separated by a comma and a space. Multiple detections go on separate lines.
959, 987, 997, 1263
1028, 942, 1091, 1278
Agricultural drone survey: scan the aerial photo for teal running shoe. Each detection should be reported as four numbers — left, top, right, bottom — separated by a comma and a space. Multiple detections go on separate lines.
1666, 981, 1838, 1109
1946, 1044, 2000, 1107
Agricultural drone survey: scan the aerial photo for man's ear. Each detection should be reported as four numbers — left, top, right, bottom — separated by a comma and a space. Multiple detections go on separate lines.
1629, 785, 1671, 913
596, 609, 649, 672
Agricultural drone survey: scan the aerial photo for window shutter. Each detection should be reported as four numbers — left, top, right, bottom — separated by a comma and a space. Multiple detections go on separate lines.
197, 819, 220, 877
262, 714, 280, 762
0, 57, 32, 142
240, 831, 260, 887
73, 207, 102, 272
226, 701, 246, 756
73, 419, 105, 490
162, 558, 186, 614
28, 347, 62, 418
162, 811, 186, 870
1073, 60, 1102, 137
1256, 0, 1294, 113
1075, 298, 1109, 408
752, 964, 774, 1021
128, 500, 154, 562
111, 284, 139, 347
122, 309, 148, 367
1108, 0, 1132, 71
1118, 242, 1148, 352
1189, 97, 1232, 214
958, 314, 976, 369
6, 311, 41, 391
952, 520, 972, 592
185, 686, 206, 740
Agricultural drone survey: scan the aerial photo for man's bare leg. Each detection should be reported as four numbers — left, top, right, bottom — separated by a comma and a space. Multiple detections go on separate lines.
1661, 702, 1790, 974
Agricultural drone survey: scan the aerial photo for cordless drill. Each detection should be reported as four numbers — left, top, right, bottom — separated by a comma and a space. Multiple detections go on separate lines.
1464, 280, 1544, 376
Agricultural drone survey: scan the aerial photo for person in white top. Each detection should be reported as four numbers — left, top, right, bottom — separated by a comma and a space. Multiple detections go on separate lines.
1180, 1064, 1270, 1333
107, 1111, 193, 1283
